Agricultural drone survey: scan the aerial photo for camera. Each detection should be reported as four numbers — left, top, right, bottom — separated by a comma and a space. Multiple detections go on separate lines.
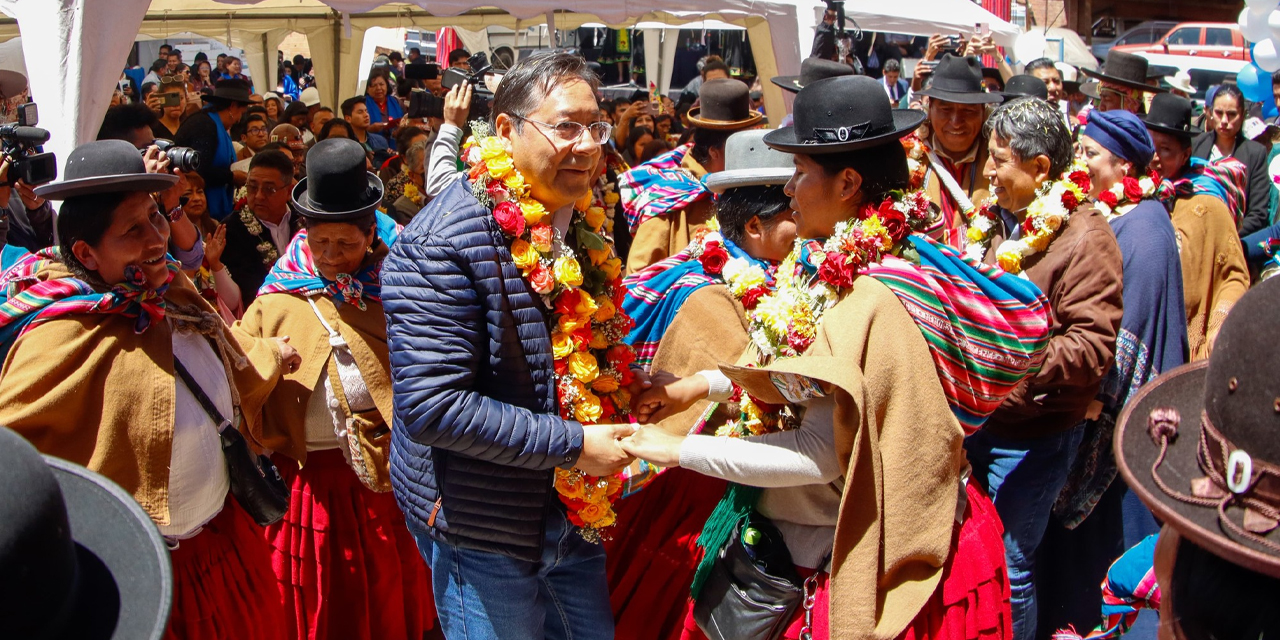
406, 90, 443, 121
0, 102, 56, 187
440, 52, 496, 121
153, 139, 202, 173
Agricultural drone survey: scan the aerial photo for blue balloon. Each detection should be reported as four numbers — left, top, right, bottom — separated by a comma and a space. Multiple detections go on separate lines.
1237, 62, 1271, 103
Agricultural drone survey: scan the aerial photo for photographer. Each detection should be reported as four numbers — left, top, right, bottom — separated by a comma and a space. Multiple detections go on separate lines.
0, 157, 54, 259
173, 79, 253, 220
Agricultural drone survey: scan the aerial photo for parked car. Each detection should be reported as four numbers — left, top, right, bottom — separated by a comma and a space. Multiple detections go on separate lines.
1114, 22, 1252, 62
1091, 20, 1179, 61
1135, 51, 1247, 103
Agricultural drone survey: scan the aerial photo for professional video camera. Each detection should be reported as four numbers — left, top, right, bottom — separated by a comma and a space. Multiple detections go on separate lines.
441, 52, 496, 121
153, 139, 202, 173
0, 102, 56, 187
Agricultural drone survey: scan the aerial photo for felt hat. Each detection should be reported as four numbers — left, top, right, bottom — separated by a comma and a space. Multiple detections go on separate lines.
1142, 93, 1202, 139
290, 137, 384, 221
687, 79, 763, 130
1000, 74, 1049, 101
763, 75, 926, 154
1055, 62, 1081, 94
299, 86, 322, 107
0, 426, 173, 639
1116, 277, 1280, 580
1080, 50, 1167, 94
916, 54, 1003, 104
771, 57, 856, 94
704, 129, 794, 193
1146, 64, 1179, 81
34, 139, 178, 200
201, 79, 254, 105
1163, 70, 1195, 95
0, 69, 28, 99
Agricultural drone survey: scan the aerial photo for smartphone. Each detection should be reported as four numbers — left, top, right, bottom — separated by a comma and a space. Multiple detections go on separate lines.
163, 93, 181, 107
977, 22, 990, 36
946, 35, 962, 50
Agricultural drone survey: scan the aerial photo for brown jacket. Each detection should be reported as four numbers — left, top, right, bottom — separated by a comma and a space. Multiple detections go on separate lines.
1170, 194, 1249, 360
624, 153, 715, 274
0, 265, 283, 526
725, 278, 963, 640
982, 206, 1125, 439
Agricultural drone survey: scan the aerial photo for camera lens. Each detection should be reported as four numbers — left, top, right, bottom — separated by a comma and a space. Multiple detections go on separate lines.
165, 146, 202, 173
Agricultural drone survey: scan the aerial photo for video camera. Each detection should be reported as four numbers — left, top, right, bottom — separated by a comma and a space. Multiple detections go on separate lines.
0, 102, 56, 187
440, 52, 496, 121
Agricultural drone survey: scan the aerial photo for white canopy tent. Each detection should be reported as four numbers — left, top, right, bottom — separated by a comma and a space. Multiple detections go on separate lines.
0, 0, 801, 166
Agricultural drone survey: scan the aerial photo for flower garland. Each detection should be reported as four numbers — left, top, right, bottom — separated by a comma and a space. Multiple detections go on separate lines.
721, 188, 933, 438
965, 161, 1090, 274
461, 122, 636, 543
401, 182, 426, 208
233, 193, 281, 267
1093, 169, 1160, 220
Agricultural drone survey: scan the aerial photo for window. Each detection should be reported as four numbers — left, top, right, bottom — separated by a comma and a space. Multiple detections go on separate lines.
1204, 28, 1233, 47
1165, 28, 1200, 46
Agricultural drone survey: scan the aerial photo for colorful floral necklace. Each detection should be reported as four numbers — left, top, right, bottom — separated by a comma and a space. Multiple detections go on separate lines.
462, 123, 636, 543
1093, 169, 1160, 220
722, 188, 933, 438
965, 161, 1090, 273
235, 201, 281, 267
684, 220, 776, 311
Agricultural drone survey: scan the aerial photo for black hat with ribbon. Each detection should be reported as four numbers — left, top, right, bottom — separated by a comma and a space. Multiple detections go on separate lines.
771, 57, 856, 94
763, 75, 926, 154
1116, 277, 1280, 579
1080, 50, 1168, 95
1142, 92, 1203, 140
290, 137, 384, 221
201, 78, 254, 105
34, 139, 178, 200
916, 54, 1003, 104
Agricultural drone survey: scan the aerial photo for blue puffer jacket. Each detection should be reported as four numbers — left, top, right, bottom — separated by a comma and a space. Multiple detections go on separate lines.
382, 178, 585, 562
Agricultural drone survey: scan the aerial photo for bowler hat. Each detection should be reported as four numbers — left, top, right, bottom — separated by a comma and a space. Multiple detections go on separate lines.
771, 57, 856, 93
201, 78, 254, 105
686, 79, 763, 130
763, 75, 926, 154
1116, 277, 1280, 579
0, 69, 27, 99
704, 130, 794, 193
1080, 50, 1167, 94
1000, 74, 1049, 102
916, 54, 1003, 104
1142, 93, 1201, 139
290, 138, 384, 221
0, 426, 173, 639
34, 139, 178, 200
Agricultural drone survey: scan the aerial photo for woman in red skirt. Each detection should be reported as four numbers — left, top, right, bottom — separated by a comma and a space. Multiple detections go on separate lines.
239, 140, 433, 640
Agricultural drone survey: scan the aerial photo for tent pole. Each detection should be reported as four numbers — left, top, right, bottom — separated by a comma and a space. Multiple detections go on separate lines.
332, 14, 342, 108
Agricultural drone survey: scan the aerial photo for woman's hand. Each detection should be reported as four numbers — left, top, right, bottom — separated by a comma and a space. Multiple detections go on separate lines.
205, 224, 227, 270
142, 145, 171, 175
620, 425, 686, 468
924, 33, 949, 61
274, 336, 302, 374
444, 83, 473, 128
632, 371, 710, 423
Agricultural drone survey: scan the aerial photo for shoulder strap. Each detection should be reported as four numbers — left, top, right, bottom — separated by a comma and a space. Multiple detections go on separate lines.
173, 357, 232, 432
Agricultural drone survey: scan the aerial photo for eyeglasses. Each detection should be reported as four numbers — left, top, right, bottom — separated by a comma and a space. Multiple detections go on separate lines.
245, 182, 283, 197
511, 114, 613, 145
247, 127, 269, 135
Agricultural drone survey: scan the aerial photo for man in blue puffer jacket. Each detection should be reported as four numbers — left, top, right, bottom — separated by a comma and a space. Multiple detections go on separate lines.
382, 52, 637, 640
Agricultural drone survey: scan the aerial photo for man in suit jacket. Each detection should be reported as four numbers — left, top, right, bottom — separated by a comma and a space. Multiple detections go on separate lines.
221, 150, 301, 307
881, 59, 909, 107
1191, 88, 1273, 236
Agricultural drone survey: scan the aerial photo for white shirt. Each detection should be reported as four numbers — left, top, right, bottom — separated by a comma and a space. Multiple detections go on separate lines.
164, 331, 233, 538
260, 209, 294, 254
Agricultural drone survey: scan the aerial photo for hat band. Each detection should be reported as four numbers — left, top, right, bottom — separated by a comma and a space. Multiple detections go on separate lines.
805, 120, 891, 145
1146, 407, 1280, 550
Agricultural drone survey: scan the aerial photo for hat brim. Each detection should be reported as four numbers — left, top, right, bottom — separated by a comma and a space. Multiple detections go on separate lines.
705, 167, 795, 193
1078, 68, 1168, 94
1143, 120, 1202, 139
761, 108, 927, 154
915, 87, 1003, 104
686, 107, 764, 131
1163, 77, 1196, 94
45, 456, 173, 640
290, 173, 385, 221
770, 75, 806, 93
1115, 361, 1280, 579
34, 173, 179, 200
0, 69, 28, 98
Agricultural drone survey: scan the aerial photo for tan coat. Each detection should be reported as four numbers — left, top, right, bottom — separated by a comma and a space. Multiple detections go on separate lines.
1170, 194, 1249, 360
0, 264, 283, 526
625, 153, 715, 274
724, 277, 964, 640
921, 136, 991, 248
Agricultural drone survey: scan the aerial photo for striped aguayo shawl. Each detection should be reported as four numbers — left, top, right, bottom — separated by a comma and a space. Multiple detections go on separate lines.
1156, 156, 1248, 228
618, 143, 710, 235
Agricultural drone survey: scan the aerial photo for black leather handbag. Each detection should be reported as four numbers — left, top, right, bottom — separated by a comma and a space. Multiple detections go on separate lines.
174, 358, 289, 526
693, 514, 805, 640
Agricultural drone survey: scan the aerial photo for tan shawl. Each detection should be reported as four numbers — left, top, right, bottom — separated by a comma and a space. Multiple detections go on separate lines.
1170, 194, 1249, 360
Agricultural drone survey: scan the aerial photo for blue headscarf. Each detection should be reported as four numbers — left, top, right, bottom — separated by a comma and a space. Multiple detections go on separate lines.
1084, 109, 1155, 168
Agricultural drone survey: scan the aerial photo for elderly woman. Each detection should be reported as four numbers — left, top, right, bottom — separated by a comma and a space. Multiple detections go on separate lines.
0, 140, 298, 640
239, 138, 433, 640
384, 139, 428, 224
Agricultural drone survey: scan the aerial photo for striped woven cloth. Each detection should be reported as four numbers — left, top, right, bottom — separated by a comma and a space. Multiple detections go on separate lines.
618, 143, 710, 235
1156, 157, 1248, 229
865, 235, 1052, 433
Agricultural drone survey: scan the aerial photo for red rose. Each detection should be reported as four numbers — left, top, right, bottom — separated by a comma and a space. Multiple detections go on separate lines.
555, 359, 569, 376
817, 252, 856, 289
528, 263, 555, 293
487, 181, 510, 201
607, 345, 636, 369
554, 288, 583, 317
786, 328, 814, 354
740, 285, 770, 310
1069, 170, 1090, 190
619, 366, 636, 386
1098, 190, 1119, 208
700, 241, 730, 275
572, 326, 593, 348
1122, 177, 1143, 202
1060, 190, 1079, 211
494, 201, 526, 237
876, 205, 910, 242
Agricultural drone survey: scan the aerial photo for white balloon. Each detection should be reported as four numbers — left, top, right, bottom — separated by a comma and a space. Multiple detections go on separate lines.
1242, 7, 1273, 42
1247, 0, 1278, 11
1268, 10, 1280, 39
1014, 31, 1046, 64
1255, 39, 1280, 72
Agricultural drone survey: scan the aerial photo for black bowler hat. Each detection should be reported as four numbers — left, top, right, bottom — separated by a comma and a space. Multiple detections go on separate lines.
1081, 50, 1167, 95
763, 75, 926, 154
1142, 93, 1202, 139
1000, 74, 1049, 102
1116, 277, 1280, 579
916, 54, 1003, 104
0, 427, 173, 639
34, 139, 178, 200
686, 78, 763, 130
771, 57, 855, 93
201, 78, 254, 105
291, 138, 384, 221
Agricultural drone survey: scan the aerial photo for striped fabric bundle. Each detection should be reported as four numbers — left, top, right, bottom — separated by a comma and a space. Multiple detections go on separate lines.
865, 235, 1052, 433
618, 144, 710, 235
258, 212, 401, 310
1157, 157, 1248, 228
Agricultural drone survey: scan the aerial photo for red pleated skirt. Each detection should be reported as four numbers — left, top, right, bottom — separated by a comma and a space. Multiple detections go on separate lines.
606, 467, 729, 640
164, 497, 288, 640
680, 481, 1012, 640
265, 449, 435, 640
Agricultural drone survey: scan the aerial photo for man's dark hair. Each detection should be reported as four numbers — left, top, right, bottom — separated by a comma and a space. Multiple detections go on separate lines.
149, 59, 168, 73
140, 82, 158, 100
410, 47, 421, 55
259, 142, 289, 155
655, 113, 673, 126
389, 51, 404, 63
158, 44, 172, 54
490, 51, 599, 128
341, 96, 364, 117
194, 51, 208, 63
395, 125, 427, 151
98, 104, 158, 141
716, 184, 791, 245
883, 59, 901, 74
1023, 58, 1059, 76
449, 49, 471, 65
248, 149, 295, 179
701, 60, 731, 80
690, 127, 733, 166
985, 96, 1074, 177
283, 100, 309, 122
167, 50, 181, 60
319, 118, 356, 140
1170, 536, 1280, 640
811, 143, 911, 205
57, 191, 132, 281
236, 112, 268, 140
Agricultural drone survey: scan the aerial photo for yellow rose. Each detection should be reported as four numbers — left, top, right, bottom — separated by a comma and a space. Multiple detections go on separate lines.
479, 136, 507, 161
585, 206, 606, 231
997, 250, 1023, 274
504, 172, 528, 196
1027, 233, 1052, 253
577, 500, 612, 526
558, 313, 588, 334
567, 352, 600, 383
551, 332, 575, 359
573, 393, 604, 423
590, 330, 609, 350
486, 154, 514, 180
553, 256, 584, 287
586, 247, 611, 266
575, 293, 599, 318
554, 471, 586, 499
967, 226, 987, 243
594, 296, 616, 322
591, 375, 620, 393
602, 257, 623, 281
511, 238, 539, 271
604, 191, 620, 205
519, 199, 547, 225
611, 388, 631, 410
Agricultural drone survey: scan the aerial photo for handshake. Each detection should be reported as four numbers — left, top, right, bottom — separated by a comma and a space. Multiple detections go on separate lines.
574, 371, 713, 476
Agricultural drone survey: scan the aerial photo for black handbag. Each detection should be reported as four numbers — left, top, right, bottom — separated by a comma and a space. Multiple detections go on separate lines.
173, 357, 289, 526
693, 514, 805, 640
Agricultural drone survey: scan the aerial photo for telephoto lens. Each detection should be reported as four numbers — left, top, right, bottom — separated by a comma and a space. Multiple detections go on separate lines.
153, 139, 202, 172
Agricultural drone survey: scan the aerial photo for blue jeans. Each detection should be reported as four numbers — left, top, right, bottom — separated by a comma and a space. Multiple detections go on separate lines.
411, 508, 615, 640
965, 425, 1083, 640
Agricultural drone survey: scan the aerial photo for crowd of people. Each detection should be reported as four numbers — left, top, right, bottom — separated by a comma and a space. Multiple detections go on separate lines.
0, 24, 1278, 640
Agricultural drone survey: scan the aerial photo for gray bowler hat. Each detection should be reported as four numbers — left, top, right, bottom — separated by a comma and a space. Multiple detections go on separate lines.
703, 129, 794, 193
